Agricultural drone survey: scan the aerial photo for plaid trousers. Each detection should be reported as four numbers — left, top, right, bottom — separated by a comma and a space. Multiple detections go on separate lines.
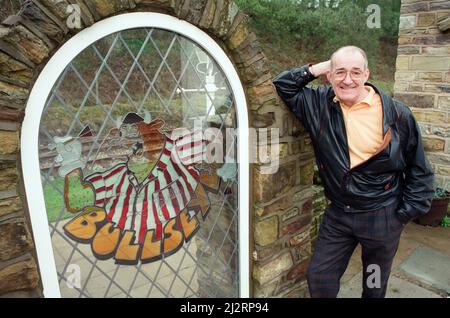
307, 201, 404, 298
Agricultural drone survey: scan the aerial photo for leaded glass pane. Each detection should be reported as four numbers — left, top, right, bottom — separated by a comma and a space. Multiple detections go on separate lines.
38, 28, 238, 298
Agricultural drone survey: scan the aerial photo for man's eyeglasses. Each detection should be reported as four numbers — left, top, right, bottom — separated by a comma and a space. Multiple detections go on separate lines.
333, 70, 365, 80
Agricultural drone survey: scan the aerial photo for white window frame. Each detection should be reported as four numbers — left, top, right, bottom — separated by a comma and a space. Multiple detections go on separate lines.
21, 12, 250, 298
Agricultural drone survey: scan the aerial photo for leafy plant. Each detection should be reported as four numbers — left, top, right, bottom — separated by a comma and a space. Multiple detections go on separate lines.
441, 216, 450, 228
434, 187, 450, 199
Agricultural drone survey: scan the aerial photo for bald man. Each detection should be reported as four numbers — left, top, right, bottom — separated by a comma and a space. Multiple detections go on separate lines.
273, 46, 434, 298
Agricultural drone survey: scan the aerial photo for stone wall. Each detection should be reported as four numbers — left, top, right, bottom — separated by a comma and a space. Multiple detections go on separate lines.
394, 0, 450, 189
310, 185, 328, 254
0, 0, 315, 297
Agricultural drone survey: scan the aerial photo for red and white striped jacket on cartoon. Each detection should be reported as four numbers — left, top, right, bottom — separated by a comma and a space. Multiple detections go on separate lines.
84, 131, 205, 244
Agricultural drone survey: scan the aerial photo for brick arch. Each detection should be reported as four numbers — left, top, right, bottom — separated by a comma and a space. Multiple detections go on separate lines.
0, 0, 315, 297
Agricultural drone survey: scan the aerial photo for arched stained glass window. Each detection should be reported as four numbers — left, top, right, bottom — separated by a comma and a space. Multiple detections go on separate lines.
22, 13, 249, 298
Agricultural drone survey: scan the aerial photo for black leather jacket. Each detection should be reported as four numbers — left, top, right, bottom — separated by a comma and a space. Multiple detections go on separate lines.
273, 65, 434, 224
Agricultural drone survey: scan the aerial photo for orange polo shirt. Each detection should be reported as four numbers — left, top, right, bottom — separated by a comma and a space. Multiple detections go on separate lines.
334, 86, 384, 168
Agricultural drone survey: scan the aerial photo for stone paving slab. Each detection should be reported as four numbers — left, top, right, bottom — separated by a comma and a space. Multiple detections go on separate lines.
340, 223, 450, 298
398, 246, 450, 294
338, 273, 443, 298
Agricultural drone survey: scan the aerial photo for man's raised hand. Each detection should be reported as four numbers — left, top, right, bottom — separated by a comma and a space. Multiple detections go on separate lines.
310, 60, 331, 77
